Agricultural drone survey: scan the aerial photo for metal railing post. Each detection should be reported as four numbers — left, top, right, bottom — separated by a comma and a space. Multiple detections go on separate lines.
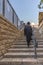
17, 18, 18, 28
12, 10, 14, 24
32, 30, 38, 59
3, 0, 5, 16
34, 39, 37, 58
2, 0, 20, 28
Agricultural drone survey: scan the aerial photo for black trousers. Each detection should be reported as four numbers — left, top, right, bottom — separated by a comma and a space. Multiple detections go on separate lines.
26, 35, 31, 46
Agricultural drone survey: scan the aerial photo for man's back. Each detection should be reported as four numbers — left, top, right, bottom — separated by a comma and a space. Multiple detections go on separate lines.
24, 25, 32, 36
24, 22, 32, 47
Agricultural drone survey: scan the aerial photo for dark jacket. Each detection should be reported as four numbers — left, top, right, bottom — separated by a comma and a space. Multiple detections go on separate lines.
24, 25, 32, 37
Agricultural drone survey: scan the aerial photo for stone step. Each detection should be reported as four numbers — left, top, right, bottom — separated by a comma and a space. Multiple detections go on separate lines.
20, 40, 43, 42
8, 48, 43, 52
11, 45, 34, 48
17, 40, 43, 42
36, 38, 43, 39
12, 43, 33, 45
0, 58, 39, 65
12, 42, 27, 45
10, 45, 34, 48
1, 57, 43, 62
10, 45, 43, 48
13, 42, 43, 45
4, 52, 34, 58
37, 53, 43, 58
0, 58, 37, 62
8, 48, 34, 52
3, 52, 43, 58
36, 40, 43, 42
16, 40, 26, 42
37, 42, 42, 44
36, 39, 43, 41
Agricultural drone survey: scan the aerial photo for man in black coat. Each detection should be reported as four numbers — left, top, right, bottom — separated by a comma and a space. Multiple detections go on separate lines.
24, 22, 32, 47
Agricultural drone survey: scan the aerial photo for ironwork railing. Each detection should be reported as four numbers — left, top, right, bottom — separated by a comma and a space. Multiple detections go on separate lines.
32, 30, 38, 58
0, 0, 20, 28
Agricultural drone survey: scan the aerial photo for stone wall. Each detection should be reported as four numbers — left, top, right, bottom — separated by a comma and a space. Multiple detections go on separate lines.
0, 15, 21, 57
39, 21, 43, 38
39, 12, 43, 25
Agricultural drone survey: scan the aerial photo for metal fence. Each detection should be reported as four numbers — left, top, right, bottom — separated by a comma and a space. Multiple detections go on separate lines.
0, 0, 20, 28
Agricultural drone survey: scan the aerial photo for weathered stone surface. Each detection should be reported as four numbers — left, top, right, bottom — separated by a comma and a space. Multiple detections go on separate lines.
0, 15, 21, 56
0, 22, 43, 65
39, 21, 43, 38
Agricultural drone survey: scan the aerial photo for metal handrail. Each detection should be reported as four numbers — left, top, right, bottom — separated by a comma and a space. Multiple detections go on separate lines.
32, 31, 38, 58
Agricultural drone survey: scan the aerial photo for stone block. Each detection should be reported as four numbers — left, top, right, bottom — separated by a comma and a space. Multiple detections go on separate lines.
0, 15, 21, 56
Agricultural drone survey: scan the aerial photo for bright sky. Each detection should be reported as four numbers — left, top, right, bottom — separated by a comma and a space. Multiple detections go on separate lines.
9, 0, 41, 24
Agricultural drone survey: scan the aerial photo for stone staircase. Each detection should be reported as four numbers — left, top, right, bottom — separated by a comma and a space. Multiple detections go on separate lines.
0, 30, 43, 65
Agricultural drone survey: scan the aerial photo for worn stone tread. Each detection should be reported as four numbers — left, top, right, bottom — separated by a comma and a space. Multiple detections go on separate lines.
4, 52, 34, 56
0, 58, 37, 62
